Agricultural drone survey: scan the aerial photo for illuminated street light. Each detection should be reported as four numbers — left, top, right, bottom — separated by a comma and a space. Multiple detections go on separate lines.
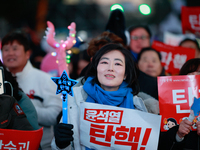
110, 3, 124, 12
139, 4, 151, 15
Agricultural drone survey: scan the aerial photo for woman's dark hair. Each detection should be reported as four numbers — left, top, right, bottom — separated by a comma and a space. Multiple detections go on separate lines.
2, 31, 30, 52
84, 43, 139, 95
87, 31, 126, 57
137, 47, 162, 63
0, 61, 22, 101
128, 25, 152, 38
179, 58, 200, 75
179, 38, 200, 52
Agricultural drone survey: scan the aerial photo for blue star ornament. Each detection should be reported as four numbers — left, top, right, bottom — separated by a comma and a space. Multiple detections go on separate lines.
51, 70, 78, 97
191, 97, 200, 116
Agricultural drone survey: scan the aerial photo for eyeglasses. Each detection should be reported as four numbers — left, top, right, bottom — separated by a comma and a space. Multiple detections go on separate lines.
131, 35, 149, 41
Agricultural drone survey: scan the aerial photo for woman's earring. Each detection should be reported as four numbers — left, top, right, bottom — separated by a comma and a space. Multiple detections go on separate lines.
124, 77, 126, 80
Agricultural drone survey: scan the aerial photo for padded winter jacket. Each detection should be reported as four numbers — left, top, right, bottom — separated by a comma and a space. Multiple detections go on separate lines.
0, 94, 34, 130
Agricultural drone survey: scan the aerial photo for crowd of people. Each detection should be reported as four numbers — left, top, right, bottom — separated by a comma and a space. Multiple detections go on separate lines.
1, 5, 200, 150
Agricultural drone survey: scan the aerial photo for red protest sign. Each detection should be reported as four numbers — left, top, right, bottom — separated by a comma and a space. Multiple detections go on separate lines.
158, 75, 200, 132
0, 128, 43, 150
152, 40, 195, 75
181, 6, 200, 34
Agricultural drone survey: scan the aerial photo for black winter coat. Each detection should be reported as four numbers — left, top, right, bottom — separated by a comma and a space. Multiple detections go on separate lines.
158, 125, 200, 150
0, 94, 34, 130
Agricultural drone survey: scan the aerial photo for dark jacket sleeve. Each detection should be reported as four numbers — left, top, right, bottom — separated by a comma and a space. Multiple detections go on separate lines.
0, 94, 34, 130
158, 125, 191, 150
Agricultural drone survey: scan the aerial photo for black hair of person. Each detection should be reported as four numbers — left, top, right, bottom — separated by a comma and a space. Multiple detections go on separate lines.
2, 30, 30, 52
137, 47, 162, 63
0, 61, 22, 101
128, 25, 152, 38
84, 43, 139, 95
179, 38, 200, 52
179, 58, 200, 75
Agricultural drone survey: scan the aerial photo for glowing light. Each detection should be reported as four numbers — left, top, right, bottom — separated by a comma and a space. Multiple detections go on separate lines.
139, 4, 151, 15
51, 70, 78, 96
51, 52, 57, 56
78, 36, 83, 42
73, 40, 76, 44
61, 40, 64, 43
62, 44, 66, 48
66, 55, 71, 59
110, 4, 124, 12
55, 44, 60, 48
56, 60, 59, 64
66, 60, 71, 63
67, 50, 72, 54
71, 33, 75, 37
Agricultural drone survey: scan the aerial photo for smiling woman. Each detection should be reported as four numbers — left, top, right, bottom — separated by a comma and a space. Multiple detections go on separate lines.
97, 50, 125, 91
85, 43, 140, 96
51, 43, 148, 150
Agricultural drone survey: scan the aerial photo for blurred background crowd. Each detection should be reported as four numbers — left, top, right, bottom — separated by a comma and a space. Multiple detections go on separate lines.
0, 0, 199, 79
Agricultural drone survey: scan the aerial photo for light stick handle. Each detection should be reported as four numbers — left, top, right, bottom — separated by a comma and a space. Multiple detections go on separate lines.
188, 110, 195, 122
51, 70, 78, 124
62, 96, 68, 123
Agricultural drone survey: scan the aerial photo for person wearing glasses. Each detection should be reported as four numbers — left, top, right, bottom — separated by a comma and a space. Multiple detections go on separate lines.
128, 25, 152, 60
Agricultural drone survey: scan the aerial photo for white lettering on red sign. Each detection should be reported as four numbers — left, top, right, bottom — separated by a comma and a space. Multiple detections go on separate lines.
189, 14, 200, 30
172, 87, 200, 113
85, 109, 123, 124
173, 54, 187, 69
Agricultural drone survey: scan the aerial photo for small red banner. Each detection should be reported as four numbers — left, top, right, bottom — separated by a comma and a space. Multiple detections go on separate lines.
181, 6, 200, 34
0, 128, 43, 150
152, 40, 195, 75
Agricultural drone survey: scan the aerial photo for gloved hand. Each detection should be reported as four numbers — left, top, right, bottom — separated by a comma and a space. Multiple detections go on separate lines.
55, 123, 74, 149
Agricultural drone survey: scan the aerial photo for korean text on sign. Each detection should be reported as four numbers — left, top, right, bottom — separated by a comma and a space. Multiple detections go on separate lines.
181, 6, 200, 34
0, 140, 29, 150
0, 128, 43, 150
158, 75, 200, 132
80, 102, 161, 150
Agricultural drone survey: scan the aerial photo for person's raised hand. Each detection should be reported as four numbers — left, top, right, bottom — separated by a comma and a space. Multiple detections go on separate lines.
54, 123, 74, 149
177, 119, 192, 139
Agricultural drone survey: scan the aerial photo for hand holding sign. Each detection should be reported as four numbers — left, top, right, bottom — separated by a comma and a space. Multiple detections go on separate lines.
177, 97, 199, 139
177, 119, 192, 139
51, 70, 78, 123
